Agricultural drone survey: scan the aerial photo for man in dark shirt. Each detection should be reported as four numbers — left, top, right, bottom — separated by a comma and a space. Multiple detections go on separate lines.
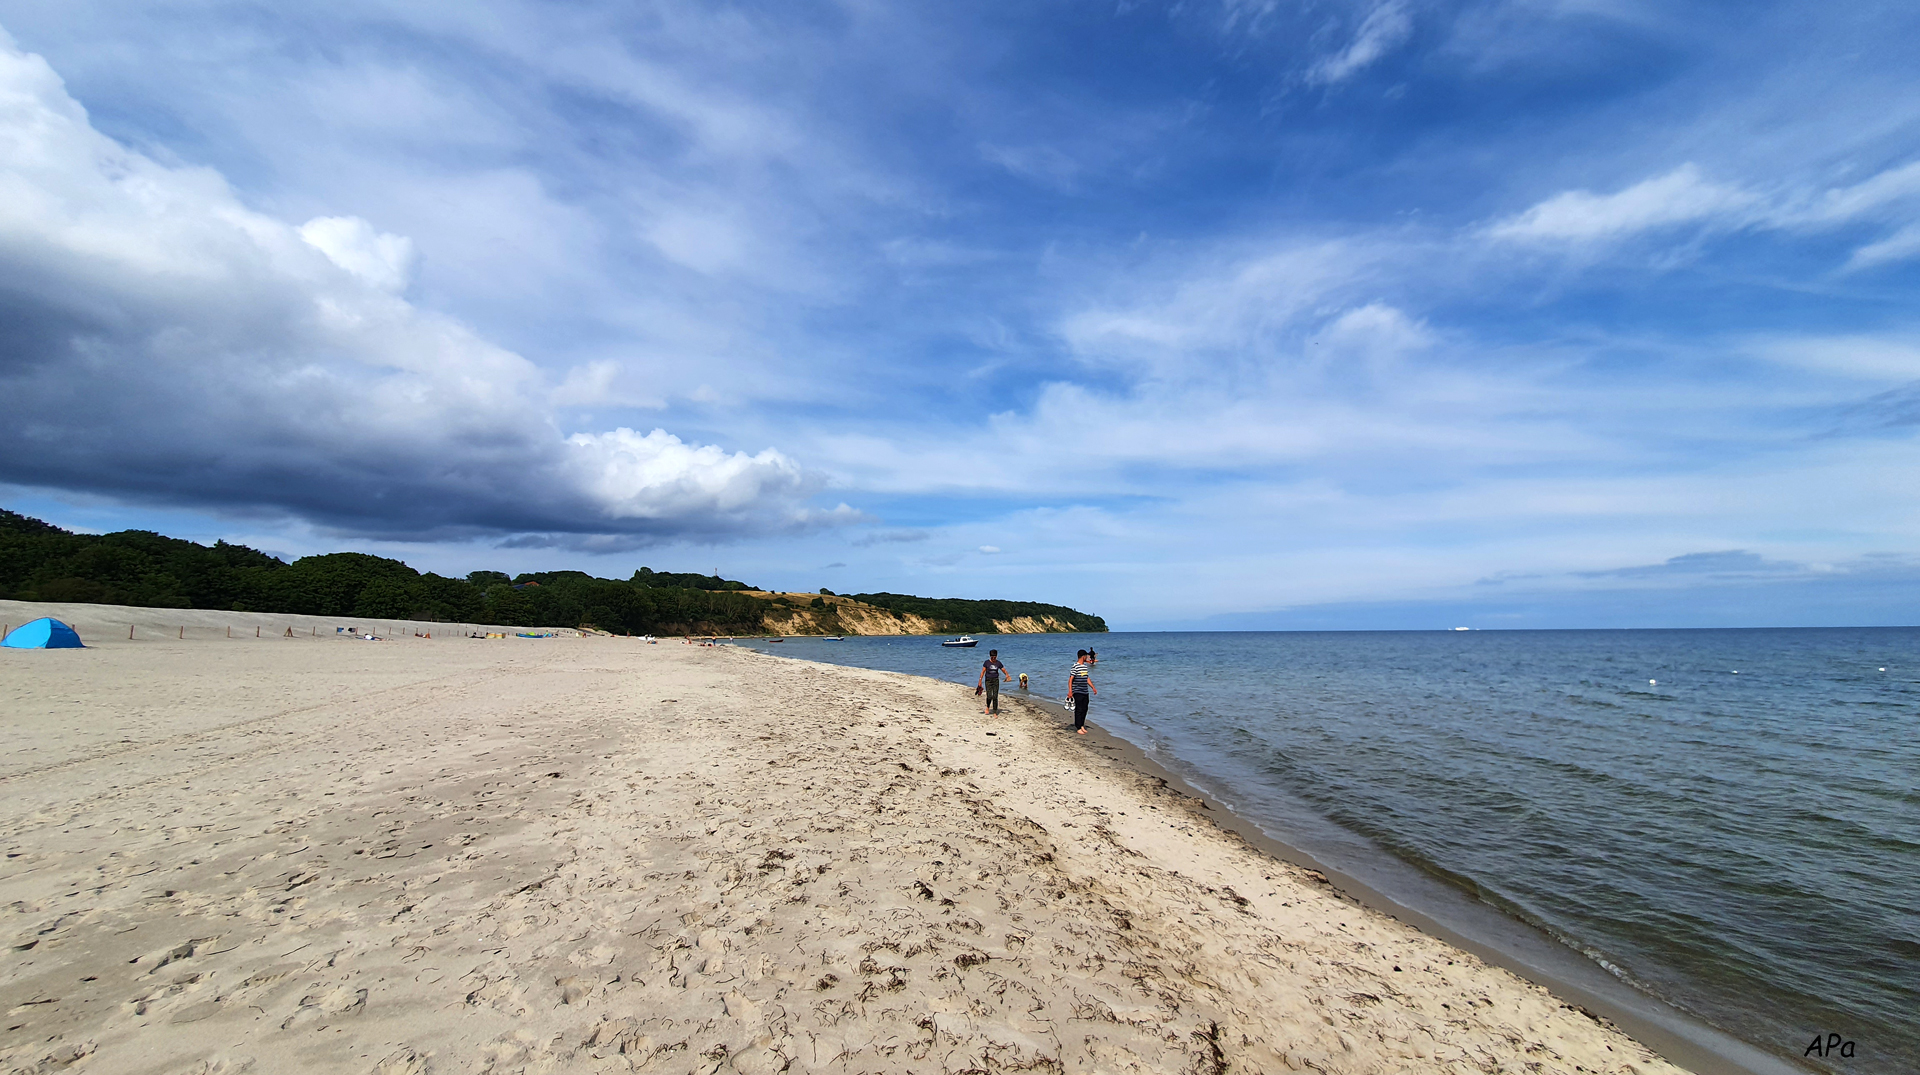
977, 649, 1011, 715
1067, 649, 1095, 734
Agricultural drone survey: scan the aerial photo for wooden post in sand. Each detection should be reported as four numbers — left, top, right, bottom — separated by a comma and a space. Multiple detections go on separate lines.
178, 626, 184, 639
256, 626, 261, 638
129, 625, 134, 639
228, 626, 232, 638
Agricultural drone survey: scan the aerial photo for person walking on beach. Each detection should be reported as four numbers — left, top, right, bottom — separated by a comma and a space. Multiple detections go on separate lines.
1067, 649, 1095, 735
977, 649, 1010, 715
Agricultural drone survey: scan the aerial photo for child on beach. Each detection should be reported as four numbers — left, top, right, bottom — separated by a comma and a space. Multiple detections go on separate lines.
1067, 649, 1095, 735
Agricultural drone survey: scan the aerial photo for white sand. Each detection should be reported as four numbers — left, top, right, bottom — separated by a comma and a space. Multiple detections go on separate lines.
0, 611, 1689, 1074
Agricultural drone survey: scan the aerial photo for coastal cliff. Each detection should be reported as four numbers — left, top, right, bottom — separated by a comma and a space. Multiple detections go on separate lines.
752, 593, 1092, 636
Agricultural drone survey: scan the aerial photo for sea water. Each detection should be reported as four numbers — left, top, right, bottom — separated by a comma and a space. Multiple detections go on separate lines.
741, 629, 1919, 1075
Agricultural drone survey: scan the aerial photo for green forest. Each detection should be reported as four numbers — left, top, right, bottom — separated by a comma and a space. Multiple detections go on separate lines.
0, 509, 1105, 636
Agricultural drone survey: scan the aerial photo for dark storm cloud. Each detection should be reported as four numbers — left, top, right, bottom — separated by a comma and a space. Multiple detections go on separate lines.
0, 36, 840, 542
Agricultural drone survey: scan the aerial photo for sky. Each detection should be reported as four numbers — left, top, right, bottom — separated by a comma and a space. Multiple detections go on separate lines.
2, 0, 1919, 630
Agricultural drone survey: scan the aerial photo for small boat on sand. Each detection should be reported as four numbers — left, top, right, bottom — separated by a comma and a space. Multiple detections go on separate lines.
941, 636, 978, 648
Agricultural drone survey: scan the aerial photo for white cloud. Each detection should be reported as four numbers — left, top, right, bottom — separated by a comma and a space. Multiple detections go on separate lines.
567, 427, 811, 521
1753, 334, 1920, 381
1317, 303, 1434, 367
1844, 222, 1920, 272
1487, 164, 1756, 243
978, 544, 1001, 553
1058, 238, 1382, 378
1485, 158, 1920, 265
1217, 0, 1284, 36
979, 142, 1081, 191
644, 206, 753, 275
1307, 1, 1415, 86
297, 215, 415, 292
1803, 160, 1920, 223
0, 34, 830, 542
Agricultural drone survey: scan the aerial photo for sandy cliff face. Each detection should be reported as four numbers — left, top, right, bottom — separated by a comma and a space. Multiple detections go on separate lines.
989, 615, 1076, 633
758, 602, 938, 637
751, 594, 1078, 636
825, 605, 940, 636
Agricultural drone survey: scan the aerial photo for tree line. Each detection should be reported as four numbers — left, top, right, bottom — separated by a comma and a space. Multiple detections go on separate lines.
0, 509, 769, 634
0, 509, 1106, 635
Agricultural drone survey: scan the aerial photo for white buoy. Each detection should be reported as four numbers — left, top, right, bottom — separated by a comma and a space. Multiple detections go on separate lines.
1879, 667, 1887, 672
1731, 670, 1738, 674
1649, 679, 1657, 686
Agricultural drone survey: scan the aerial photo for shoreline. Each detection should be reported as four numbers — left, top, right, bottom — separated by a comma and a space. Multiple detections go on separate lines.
995, 691, 1807, 1075
735, 634, 1808, 1075
731, 634, 1817, 1075
0, 621, 1726, 1072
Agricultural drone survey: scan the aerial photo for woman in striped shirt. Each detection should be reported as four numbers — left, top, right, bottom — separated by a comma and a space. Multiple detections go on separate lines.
1067, 649, 1095, 734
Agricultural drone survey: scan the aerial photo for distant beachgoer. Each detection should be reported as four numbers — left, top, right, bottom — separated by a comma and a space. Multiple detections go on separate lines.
1018, 671, 1029, 691
1067, 649, 1095, 735
1086, 648, 1097, 664
978, 649, 1010, 715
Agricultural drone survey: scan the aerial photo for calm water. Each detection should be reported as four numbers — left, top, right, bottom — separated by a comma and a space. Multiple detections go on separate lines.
741, 629, 1918, 1075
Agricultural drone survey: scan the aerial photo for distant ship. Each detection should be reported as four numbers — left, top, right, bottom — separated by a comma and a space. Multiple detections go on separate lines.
1453, 627, 1472, 631
823, 636, 843, 641
941, 636, 979, 648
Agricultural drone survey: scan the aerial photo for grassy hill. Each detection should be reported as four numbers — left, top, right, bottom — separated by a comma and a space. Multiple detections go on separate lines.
0, 509, 1105, 636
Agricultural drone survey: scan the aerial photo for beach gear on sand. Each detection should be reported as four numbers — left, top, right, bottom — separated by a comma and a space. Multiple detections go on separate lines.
2, 618, 85, 649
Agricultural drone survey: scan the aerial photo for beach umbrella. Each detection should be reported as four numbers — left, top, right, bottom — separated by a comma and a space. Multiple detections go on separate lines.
2, 617, 86, 649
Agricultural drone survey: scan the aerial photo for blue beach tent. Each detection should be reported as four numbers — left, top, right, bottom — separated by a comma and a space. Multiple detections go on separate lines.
2, 618, 85, 649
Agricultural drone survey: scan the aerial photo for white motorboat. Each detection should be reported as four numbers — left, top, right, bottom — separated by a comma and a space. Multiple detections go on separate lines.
941, 636, 978, 648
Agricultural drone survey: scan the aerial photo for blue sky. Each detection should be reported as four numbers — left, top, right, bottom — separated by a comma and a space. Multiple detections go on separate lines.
2, 1, 1919, 629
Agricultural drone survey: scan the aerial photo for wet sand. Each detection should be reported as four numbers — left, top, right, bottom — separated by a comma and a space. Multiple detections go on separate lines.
0, 607, 1692, 1074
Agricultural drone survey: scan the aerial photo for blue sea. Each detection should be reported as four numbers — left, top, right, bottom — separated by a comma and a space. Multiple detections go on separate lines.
739, 629, 1919, 1075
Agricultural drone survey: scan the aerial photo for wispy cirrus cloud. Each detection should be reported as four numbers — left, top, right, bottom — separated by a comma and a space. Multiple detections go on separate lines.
1843, 223, 1920, 272
1485, 164, 1757, 243
1306, 1, 1416, 86
1485, 158, 1920, 270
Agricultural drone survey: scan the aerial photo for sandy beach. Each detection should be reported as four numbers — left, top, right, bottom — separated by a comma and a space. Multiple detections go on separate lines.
0, 605, 1690, 1075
